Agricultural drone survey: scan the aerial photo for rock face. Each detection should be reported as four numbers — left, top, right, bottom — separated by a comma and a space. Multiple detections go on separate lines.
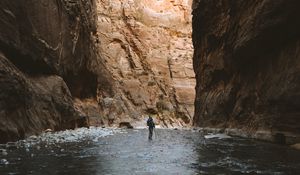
0, 0, 195, 142
0, 0, 112, 142
0, 52, 77, 142
95, 0, 195, 127
192, 0, 300, 135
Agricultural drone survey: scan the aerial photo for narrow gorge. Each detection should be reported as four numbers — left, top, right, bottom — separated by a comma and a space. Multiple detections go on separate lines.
1, 0, 300, 174
1, 0, 300, 144
0, 0, 194, 143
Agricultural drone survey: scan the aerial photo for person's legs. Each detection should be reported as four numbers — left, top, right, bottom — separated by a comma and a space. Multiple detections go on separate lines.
148, 127, 153, 140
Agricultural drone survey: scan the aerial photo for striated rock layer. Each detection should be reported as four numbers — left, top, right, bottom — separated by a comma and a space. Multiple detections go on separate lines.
95, 0, 195, 127
0, 0, 112, 142
0, 0, 195, 142
192, 0, 300, 141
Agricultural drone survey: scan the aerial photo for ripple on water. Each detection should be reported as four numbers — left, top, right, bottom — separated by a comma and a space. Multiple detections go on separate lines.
0, 129, 300, 175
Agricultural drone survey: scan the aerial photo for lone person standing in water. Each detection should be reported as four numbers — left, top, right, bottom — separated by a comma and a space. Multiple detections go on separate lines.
147, 116, 155, 140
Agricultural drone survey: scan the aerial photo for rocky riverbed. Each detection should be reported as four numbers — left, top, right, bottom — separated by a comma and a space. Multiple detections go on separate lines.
0, 128, 300, 175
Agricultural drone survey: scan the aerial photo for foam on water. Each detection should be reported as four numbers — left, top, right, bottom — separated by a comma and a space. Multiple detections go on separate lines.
0, 159, 9, 165
204, 133, 232, 139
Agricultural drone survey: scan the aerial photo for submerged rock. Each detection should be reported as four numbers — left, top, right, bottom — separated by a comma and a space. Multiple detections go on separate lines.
291, 143, 300, 150
0, 149, 7, 156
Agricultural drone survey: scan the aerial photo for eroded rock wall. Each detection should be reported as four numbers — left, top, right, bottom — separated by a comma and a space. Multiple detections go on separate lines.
0, 0, 112, 142
0, 52, 77, 143
192, 0, 300, 135
95, 0, 195, 127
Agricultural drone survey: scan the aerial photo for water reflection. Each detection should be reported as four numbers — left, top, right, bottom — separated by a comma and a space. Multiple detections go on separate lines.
194, 135, 300, 174
0, 129, 300, 175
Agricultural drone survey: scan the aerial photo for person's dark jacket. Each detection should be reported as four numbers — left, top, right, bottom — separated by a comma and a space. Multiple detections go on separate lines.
147, 118, 155, 128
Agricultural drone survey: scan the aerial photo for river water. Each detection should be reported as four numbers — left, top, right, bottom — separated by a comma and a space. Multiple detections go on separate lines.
0, 128, 300, 175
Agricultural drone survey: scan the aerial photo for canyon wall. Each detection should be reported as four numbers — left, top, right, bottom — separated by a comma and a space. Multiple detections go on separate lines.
0, 0, 195, 143
95, 0, 195, 127
192, 0, 300, 138
0, 0, 113, 143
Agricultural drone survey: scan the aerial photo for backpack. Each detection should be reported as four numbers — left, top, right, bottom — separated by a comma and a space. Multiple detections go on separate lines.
147, 118, 154, 127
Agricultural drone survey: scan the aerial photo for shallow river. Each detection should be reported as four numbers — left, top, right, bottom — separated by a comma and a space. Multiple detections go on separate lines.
0, 128, 300, 175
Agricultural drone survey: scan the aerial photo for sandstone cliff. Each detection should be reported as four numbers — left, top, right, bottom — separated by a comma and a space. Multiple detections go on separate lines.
0, 0, 195, 142
192, 0, 300, 139
95, 0, 195, 127
0, 0, 112, 143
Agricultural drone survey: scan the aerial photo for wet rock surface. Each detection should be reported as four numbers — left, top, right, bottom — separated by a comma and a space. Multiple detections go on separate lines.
0, 129, 300, 174
192, 0, 300, 137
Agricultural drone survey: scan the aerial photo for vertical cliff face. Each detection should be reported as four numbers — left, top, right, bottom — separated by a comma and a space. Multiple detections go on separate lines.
192, 0, 300, 134
0, 0, 113, 142
0, 0, 195, 142
95, 0, 195, 127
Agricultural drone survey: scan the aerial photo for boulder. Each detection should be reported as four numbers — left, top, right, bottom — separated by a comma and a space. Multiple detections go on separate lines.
119, 122, 134, 129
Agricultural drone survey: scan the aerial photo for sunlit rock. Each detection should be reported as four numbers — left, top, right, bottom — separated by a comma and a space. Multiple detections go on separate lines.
95, 0, 195, 126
